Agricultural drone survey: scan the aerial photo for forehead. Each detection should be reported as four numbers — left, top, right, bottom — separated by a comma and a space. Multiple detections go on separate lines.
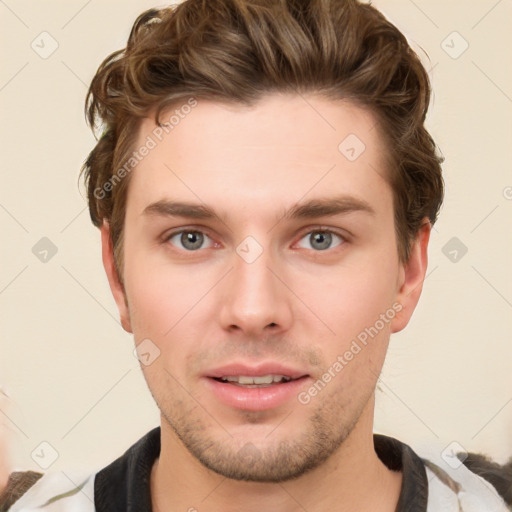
126, 93, 392, 222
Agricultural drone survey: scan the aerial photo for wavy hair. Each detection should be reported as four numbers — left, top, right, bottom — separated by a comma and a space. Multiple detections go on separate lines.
81, 0, 444, 274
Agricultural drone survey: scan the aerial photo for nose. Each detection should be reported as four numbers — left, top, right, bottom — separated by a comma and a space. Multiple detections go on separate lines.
218, 244, 293, 337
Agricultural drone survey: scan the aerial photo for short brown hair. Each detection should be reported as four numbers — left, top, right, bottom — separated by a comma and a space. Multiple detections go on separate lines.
81, 0, 444, 275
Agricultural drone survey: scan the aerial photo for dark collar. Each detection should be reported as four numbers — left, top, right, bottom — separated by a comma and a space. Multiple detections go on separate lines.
94, 428, 428, 512
94, 427, 160, 512
374, 433, 428, 511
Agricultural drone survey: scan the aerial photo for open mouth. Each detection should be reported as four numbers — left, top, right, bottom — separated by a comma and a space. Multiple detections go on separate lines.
212, 374, 301, 388
205, 368, 310, 410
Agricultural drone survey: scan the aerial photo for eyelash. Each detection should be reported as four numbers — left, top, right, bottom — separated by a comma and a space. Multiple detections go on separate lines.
162, 227, 347, 253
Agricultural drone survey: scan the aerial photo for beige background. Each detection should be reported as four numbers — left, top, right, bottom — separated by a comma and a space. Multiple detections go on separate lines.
1, 0, 511, 474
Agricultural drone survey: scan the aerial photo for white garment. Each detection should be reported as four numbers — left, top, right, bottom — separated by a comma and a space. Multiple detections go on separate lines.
9, 471, 95, 512
9, 463, 510, 512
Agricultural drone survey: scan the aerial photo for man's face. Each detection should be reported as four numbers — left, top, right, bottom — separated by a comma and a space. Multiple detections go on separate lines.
104, 93, 427, 482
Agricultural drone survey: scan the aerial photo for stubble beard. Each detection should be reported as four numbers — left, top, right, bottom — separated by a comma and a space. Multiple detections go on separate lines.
158, 389, 372, 483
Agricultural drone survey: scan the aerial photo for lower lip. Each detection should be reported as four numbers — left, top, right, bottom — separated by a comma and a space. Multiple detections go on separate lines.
203, 377, 309, 411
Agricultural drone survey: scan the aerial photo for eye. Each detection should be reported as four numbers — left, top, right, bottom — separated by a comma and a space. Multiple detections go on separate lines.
296, 230, 344, 251
166, 230, 214, 251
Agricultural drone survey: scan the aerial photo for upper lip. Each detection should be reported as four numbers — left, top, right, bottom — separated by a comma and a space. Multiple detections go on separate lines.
205, 362, 308, 380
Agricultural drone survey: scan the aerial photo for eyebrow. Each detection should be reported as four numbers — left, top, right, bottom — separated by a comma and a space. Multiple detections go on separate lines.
142, 195, 375, 222
282, 196, 375, 220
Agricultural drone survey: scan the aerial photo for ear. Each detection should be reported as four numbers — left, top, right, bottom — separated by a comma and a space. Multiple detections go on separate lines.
100, 221, 132, 333
390, 219, 431, 333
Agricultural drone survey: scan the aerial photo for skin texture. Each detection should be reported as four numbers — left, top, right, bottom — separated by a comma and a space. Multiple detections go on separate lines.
102, 93, 430, 512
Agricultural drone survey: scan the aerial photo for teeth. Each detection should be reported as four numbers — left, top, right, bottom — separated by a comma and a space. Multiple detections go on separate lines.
220, 375, 292, 385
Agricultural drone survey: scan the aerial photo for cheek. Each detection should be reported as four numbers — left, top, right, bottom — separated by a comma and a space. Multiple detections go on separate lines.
123, 243, 216, 339
125, 275, 175, 339
293, 256, 399, 342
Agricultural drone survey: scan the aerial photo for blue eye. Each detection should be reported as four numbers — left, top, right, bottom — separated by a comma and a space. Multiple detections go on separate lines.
167, 230, 213, 251
297, 230, 344, 251
165, 229, 344, 253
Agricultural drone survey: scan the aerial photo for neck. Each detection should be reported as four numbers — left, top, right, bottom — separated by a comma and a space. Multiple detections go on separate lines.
151, 400, 402, 512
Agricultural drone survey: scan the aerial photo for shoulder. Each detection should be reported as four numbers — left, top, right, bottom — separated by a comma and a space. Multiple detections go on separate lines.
416, 444, 511, 512
0, 470, 95, 511
1, 427, 161, 512
462, 452, 512, 506
374, 433, 510, 512
1, 471, 42, 511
